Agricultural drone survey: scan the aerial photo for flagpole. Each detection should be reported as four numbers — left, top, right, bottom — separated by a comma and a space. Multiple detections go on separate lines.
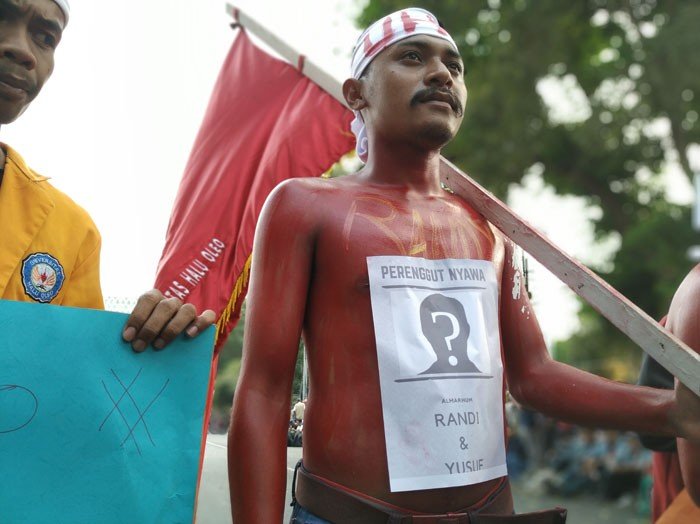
223, 4, 700, 393
225, 4, 345, 105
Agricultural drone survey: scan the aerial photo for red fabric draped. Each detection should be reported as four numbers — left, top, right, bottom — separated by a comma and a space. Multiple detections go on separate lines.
154, 29, 354, 347
153, 30, 354, 488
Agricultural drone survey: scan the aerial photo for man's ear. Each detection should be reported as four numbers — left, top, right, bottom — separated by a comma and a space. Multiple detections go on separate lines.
343, 78, 367, 111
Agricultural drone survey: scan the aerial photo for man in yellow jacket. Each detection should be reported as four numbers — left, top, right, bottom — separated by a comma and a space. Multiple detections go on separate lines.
0, 0, 214, 347
0, 144, 104, 309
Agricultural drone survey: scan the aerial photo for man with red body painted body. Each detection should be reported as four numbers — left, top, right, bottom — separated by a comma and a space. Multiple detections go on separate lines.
228, 8, 700, 522
666, 266, 700, 508
640, 266, 700, 521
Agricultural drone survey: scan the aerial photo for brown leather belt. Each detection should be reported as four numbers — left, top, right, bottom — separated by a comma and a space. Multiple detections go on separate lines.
293, 463, 567, 524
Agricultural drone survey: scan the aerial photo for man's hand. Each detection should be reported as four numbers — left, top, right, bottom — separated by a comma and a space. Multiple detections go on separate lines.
122, 289, 216, 352
669, 379, 700, 445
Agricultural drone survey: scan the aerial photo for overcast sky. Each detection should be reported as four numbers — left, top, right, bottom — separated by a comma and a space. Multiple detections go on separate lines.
2, 0, 362, 296
4, 0, 683, 346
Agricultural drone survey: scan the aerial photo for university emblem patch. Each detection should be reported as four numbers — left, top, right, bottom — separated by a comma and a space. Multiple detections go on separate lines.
21, 253, 65, 303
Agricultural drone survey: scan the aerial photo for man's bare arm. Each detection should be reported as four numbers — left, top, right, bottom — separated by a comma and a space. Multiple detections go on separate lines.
228, 180, 317, 523
500, 239, 697, 440
666, 266, 700, 505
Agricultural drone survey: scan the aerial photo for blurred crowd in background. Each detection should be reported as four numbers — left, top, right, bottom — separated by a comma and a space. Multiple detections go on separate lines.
505, 400, 653, 517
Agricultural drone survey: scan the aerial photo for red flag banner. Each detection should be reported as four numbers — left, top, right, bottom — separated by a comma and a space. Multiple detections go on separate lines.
155, 30, 355, 345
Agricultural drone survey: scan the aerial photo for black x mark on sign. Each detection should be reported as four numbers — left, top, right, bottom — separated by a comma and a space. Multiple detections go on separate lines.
99, 369, 169, 455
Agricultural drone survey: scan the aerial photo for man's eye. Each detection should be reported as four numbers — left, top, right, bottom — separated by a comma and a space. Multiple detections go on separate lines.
448, 62, 463, 74
403, 51, 422, 61
36, 32, 57, 48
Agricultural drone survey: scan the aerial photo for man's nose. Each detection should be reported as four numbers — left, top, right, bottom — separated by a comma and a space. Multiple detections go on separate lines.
0, 28, 37, 70
425, 58, 452, 87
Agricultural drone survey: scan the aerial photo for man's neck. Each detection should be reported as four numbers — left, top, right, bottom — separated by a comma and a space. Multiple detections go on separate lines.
362, 140, 444, 195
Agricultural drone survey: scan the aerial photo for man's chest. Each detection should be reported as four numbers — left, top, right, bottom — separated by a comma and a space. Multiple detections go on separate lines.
313, 194, 500, 287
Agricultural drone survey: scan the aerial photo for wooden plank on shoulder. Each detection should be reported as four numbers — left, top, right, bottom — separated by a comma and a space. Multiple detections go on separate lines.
440, 157, 700, 393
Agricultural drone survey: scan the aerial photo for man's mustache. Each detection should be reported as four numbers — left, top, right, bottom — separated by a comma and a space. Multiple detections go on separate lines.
410, 87, 464, 117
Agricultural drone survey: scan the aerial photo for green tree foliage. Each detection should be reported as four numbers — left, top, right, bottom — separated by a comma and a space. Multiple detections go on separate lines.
211, 304, 246, 424
359, 0, 699, 378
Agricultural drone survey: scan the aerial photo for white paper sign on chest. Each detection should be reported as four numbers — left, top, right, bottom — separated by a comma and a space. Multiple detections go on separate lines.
367, 256, 508, 492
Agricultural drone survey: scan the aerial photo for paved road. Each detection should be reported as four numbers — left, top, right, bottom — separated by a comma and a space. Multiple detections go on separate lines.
197, 435, 648, 524
196, 434, 301, 523
510, 478, 647, 524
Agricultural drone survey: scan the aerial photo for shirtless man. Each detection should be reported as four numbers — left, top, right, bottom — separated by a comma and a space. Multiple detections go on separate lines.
661, 266, 700, 508
638, 265, 700, 521
228, 8, 700, 522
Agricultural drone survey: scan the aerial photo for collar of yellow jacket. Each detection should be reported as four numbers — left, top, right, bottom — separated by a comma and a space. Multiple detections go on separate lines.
1, 143, 50, 183
0, 143, 55, 298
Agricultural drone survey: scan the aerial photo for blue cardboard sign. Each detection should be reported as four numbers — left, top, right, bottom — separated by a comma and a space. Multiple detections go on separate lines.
0, 300, 215, 523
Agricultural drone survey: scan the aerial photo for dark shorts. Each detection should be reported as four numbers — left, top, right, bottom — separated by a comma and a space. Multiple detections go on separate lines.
290, 503, 332, 523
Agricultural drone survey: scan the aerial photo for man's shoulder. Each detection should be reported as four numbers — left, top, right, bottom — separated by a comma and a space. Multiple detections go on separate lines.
42, 180, 99, 233
665, 265, 700, 347
4, 145, 99, 235
275, 174, 362, 193
669, 265, 700, 317
679, 265, 700, 295
268, 175, 363, 210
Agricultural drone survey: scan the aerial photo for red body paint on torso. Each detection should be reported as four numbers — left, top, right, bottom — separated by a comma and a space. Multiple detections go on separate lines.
297, 176, 505, 510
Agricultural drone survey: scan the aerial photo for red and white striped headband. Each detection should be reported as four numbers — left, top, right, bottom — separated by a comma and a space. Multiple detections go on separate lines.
350, 8, 458, 162
351, 8, 457, 79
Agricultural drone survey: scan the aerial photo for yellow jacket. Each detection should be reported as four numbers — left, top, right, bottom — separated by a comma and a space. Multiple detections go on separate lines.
0, 145, 103, 309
